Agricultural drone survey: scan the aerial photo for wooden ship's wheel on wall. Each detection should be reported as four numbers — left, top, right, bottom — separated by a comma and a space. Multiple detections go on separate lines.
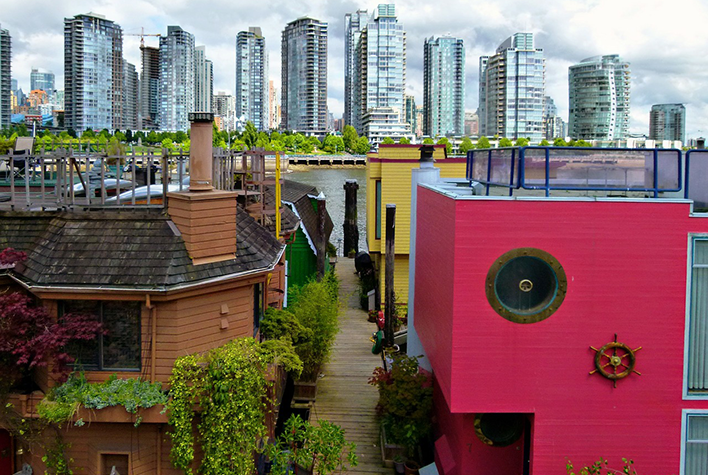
590, 334, 642, 387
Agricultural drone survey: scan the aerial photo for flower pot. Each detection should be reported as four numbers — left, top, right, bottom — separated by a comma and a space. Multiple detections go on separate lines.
379, 426, 405, 468
404, 460, 420, 475
393, 457, 406, 474
292, 379, 317, 402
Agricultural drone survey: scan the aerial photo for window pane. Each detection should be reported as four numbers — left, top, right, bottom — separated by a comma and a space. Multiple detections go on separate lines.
102, 302, 141, 370
375, 181, 382, 239
63, 301, 100, 369
689, 240, 708, 391
686, 415, 708, 475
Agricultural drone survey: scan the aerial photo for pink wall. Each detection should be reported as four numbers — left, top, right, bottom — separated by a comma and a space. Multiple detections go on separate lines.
415, 188, 708, 475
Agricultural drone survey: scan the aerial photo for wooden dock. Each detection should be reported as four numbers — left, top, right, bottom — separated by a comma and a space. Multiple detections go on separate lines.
310, 257, 390, 474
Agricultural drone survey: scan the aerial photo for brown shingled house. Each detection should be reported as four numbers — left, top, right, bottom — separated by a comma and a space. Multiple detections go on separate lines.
0, 118, 289, 475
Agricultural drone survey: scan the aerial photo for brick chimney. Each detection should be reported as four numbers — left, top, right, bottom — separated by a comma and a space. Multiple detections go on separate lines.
167, 112, 237, 265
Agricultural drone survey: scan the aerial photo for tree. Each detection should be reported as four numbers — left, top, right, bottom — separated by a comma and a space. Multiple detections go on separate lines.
540, 139, 550, 146
476, 136, 491, 149
553, 137, 567, 147
459, 137, 474, 154
573, 139, 592, 147
81, 128, 95, 140
124, 129, 133, 143
342, 125, 358, 153
436, 137, 452, 154
353, 136, 371, 154
515, 137, 530, 147
399, 137, 410, 145
499, 137, 513, 147
0, 249, 103, 386
381, 137, 395, 145
146, 131, 160, 144
422, 137, 434, 145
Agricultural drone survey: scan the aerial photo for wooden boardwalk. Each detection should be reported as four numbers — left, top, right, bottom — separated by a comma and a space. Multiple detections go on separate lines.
310, 257, 389, 474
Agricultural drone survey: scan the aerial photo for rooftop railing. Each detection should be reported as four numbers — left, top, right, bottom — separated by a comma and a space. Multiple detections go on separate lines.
466, 147, 707, 208
0, 147, 257, 211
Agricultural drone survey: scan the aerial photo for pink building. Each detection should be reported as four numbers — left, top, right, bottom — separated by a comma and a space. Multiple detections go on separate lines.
411, 147, 708, 474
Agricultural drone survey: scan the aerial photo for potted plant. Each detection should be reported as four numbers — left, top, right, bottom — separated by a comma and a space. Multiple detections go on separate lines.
369, 353, 433, 468
393, 454, 406, 474
265, 414, 358, 475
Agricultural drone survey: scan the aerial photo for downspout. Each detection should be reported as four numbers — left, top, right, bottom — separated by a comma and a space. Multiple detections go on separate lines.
145, 294, 157, 382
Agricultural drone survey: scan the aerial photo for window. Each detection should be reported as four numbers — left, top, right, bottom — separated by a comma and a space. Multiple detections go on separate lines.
375, 180, 382, 239
687, 239, 708, 394
100, 453, 129, 475
253, 283, 263, 337
486, 248, 567, 324
683, 412, 708, 474
62, 301, 141, 371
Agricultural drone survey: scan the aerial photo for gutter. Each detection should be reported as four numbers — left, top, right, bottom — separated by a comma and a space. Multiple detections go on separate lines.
8, 245, 286, 296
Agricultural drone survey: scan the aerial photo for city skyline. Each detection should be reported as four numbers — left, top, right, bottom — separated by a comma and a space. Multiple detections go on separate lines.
2, 0, 707, 138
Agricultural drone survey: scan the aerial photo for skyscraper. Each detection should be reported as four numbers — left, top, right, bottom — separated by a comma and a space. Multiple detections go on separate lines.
568, 54, 630, 141
479, 33, 545, 141
236, 27, 268, 130
344, 9, 368, 129
159, 26, 195, 131
0, 26, 10, 129
649, 103, 685, 143
423, 35, 464, 137
194, 46, 213, 113
139, 46, 160, 130
30, 68, 55, 94
269, 80, 280, 130
281, 17, 327, 134
354, 4, 407, 141
404, 94, 416, 136
122, 61, 138, 130
64, 13, 123, 131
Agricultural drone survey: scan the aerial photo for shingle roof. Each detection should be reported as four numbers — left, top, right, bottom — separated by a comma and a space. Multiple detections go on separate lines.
278, 180, 333, 255
0, 208, 284, 290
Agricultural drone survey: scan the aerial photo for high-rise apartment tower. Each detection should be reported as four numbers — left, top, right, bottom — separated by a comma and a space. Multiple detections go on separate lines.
568, 54, 630, 141
64, 13, 123, 131
194, 46, 213, 113
236, 27, 268, 130
281, 17, 327, 134
139, 46, 160, 129
649, 103, 685, 143
344, 10, 368, 130
479, 33, 544, 141
159, 26, 195, 131
423, 35, 464, 137
0, 26, 10, 129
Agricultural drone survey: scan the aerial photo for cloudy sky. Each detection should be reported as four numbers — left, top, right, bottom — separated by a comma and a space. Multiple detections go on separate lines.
3, 0, 707, 138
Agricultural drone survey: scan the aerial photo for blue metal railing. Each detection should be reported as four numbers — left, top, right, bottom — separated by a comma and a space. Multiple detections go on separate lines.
685, 150, 708, 209
466, 146, 684, 198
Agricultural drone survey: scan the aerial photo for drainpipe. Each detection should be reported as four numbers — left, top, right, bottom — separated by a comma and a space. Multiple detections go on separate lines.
407, 145, 440, 371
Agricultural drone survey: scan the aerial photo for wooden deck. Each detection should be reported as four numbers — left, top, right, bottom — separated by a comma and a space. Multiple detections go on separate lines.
310, 257, 390, 474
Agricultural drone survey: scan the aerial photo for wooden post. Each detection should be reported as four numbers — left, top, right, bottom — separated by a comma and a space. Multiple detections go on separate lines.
316, 194, 327, 280
384, 204, 396, 347
343, 179, 359, 258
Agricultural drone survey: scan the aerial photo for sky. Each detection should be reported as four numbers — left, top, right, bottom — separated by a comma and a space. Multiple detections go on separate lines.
3, 0, 707, 139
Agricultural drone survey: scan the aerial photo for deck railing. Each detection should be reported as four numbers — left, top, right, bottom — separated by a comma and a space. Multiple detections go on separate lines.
0, 147, 254, 211
466, 146, 692, 199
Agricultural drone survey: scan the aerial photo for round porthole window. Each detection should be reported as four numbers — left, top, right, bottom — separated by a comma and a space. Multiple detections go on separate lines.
486, 248, 567, 324
474, 413, 525, 447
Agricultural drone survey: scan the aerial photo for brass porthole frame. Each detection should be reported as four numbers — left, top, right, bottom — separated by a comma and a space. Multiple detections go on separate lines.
473, 413, 524, 447
485, 247, 567, 324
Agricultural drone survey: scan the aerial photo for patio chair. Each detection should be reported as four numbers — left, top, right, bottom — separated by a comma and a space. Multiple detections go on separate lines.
10, 137, 35, 180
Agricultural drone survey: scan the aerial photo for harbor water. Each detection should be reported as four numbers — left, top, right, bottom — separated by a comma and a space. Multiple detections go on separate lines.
287, 167, 368, 255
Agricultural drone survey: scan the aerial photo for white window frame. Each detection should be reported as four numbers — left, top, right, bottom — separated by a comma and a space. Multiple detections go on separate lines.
680, 409, 708, 475
683, 234, 708, 400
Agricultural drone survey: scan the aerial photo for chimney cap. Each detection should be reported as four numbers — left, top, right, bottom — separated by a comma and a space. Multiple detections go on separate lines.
419, 144, 436, 162
189, 112, 214, 123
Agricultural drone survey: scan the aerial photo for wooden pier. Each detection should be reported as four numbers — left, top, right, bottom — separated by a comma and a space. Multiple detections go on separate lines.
310, 257, 389, 474
288, 154, 366, 166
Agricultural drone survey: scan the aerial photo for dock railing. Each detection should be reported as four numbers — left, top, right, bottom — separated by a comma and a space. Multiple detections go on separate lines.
466, 146, 688, 199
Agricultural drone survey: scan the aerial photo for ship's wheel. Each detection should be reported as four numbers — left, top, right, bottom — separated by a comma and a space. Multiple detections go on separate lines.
590, 334, 642, 387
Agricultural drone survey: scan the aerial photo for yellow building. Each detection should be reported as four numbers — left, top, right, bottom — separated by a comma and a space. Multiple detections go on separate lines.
366, 144, 467, 303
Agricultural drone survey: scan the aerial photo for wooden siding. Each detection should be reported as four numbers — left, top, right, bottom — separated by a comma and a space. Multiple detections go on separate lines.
366, 148, 466, 304
18, 423, 183, 475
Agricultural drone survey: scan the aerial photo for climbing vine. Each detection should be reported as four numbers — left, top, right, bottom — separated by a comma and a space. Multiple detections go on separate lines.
167, 337, 301, 475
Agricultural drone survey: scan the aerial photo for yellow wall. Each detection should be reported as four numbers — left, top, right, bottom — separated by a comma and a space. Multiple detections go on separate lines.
366, 145, 467, 304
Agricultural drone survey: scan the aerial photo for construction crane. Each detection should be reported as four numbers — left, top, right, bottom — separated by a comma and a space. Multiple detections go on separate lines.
125, 27, 161, 47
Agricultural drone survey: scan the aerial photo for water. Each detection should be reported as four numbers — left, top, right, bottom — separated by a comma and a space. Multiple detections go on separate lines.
287, 167, 368, 255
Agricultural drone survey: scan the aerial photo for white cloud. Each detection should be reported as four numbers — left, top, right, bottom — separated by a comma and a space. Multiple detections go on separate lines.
3, 0, 706, 137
